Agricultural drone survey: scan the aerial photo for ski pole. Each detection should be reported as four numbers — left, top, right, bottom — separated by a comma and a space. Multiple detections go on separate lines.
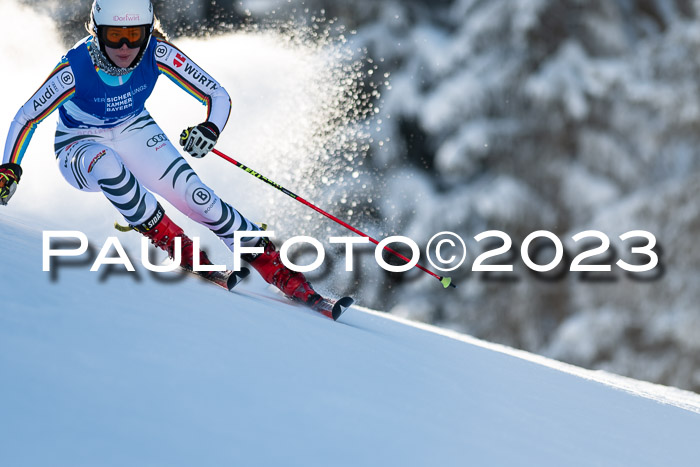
211, 148, 456, 289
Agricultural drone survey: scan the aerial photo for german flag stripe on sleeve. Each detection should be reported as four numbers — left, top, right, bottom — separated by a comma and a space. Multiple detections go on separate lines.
157, 62, 210, 106
23, 60, 71, 103
154, 39, 230, 132
9, 86, 75, 164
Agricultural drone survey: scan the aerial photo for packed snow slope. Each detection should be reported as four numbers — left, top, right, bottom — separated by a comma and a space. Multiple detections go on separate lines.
1, 214, 700, 467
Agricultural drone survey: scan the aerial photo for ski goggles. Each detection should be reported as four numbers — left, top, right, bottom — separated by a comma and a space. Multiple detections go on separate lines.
98, 25, 150, 49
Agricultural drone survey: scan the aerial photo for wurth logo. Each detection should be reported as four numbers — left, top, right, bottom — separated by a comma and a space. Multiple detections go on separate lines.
173, 53, 186, 68
184, 63, 218, 90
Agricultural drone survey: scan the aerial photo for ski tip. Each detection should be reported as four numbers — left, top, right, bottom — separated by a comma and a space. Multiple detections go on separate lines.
440, 276, 456, 289
227, 267, 250, 290
332, 296, 354, 321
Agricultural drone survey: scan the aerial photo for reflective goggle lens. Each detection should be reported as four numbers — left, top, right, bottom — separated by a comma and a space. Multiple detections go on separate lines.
100, 26, 147, 49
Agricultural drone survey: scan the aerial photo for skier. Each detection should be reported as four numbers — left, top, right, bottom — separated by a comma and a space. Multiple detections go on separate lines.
0, 0, 324, 307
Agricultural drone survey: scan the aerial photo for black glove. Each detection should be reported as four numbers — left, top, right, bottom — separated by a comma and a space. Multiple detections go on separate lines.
0, 163, 22, 206
179, 121, 220, 158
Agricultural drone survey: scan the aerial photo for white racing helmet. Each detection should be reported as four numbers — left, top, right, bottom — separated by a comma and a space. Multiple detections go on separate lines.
90, 0, 155, 69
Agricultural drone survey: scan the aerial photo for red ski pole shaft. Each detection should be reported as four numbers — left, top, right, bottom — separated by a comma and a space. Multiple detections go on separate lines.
211, 148, 455, 288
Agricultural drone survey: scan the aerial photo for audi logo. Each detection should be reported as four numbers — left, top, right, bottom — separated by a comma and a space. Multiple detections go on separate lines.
147, 133, 168, 147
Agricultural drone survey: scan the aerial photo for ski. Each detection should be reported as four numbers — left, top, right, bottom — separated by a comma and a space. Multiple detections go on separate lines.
309, 296, 354, 321
183, 266, 250, 291
181, 263, 351, 320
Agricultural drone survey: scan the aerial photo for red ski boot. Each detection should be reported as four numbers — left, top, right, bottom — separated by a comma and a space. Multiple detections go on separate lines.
242, 237, 323, 307
131, 204, 212, 271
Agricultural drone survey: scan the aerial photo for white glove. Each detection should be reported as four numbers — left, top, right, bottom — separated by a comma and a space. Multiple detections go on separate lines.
179, 121, 220, 158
